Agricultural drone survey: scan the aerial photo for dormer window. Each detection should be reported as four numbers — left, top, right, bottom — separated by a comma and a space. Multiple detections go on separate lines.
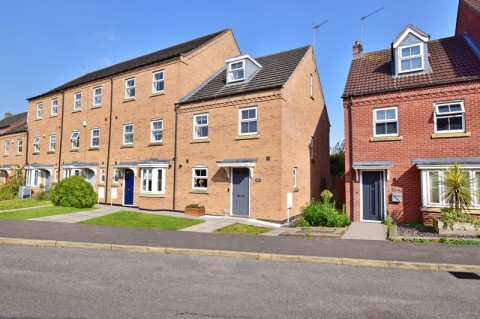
399, 44, 423, 73
228, 61, 245, 82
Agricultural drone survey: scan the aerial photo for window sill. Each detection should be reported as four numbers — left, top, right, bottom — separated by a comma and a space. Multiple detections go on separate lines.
16, 154, 23, 157
34, 118, 42, 121
32, 152, 39, 155
370, 135, 403, 142
421, 206, 480, 215
120, 144, 133, 149
148, 142, 163, 147
72, 109, 81, 113
123, 98, 136, 103
139, 194, 165, 198
3, 155, 9, 157
70, 149, 79, 152
49, 115, 58, 118
91, 105, 102, 109
235, 134, 259, 140
190, 138, 210, 144
190, 190, 208, 194
150, 91, 165, 97
47, 151, 55, 154
310, 95, 314, 100
88, 147, 100, 151
293, 187, 299, 193
431, 132, 471, 139
98, 183, 105, 186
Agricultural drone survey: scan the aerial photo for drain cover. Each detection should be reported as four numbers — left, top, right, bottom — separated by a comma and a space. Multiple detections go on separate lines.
449, 272, 480, 280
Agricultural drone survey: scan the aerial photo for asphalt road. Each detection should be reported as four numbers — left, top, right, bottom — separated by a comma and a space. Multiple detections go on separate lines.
0, 245, 478, 319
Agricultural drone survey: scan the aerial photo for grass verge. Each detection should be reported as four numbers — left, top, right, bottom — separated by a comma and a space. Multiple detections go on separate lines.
390, 237, 480, 245
0, 206, 95, 220
213, 223, 272, 235
0, 199, 51, 211
79, 211, 204, 230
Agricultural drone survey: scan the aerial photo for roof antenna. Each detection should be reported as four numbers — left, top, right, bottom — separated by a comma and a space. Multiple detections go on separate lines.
82, 64, 85, 75
360, 7, 384, 44
312, 20, 328, 52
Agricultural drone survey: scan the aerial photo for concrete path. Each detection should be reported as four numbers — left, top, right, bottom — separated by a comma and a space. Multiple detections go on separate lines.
0, 205, 53, 213
29, 205, 119, 223
341, 222, 387, 240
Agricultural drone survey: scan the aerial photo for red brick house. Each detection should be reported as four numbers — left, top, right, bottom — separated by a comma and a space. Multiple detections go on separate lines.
343, 0, 480, 224
0, 112, 28, 184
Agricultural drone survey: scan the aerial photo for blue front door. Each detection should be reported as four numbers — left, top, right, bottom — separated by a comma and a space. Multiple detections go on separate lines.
362, 171, 384, 221
124, 169, 134, 206
232, 168, 249, 217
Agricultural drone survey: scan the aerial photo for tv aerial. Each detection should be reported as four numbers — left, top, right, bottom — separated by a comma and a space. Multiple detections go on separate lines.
312, 20, 328, 52
360, 7, 385, 44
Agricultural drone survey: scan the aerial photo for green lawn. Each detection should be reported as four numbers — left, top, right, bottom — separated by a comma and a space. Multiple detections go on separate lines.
213, 223, 272, 235
0, 206, 95, 220
0, 198, 51, 211
79, 211, 204, 230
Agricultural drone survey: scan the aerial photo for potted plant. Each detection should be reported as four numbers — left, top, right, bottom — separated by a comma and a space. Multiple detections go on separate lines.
185, 203, 205, 216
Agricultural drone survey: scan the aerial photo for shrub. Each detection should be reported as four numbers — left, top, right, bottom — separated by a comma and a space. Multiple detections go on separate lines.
186, 203, 204, 208
50, 176, 97, 208
295, 216, 309, 227
440, 207, 480, 230
0, 166, 24, 201
300, 190, 351, 227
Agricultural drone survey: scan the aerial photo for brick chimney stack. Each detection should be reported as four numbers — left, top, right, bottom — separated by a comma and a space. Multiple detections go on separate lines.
4, 112, 12, 118
353, 40, 363, 58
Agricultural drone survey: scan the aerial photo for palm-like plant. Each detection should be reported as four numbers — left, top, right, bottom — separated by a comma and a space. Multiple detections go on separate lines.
442, 163, 472, 211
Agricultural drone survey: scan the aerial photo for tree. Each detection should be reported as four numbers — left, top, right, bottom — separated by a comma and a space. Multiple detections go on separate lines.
330, 140, 345, 176
442, 163, 472, 211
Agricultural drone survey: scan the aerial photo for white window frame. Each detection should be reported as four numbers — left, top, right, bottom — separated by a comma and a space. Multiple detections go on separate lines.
36, 103, 43, 119
193, 113, 209, 139
140, 168, 166, 195
238, 107, 258, 136
4, 141, 9, 155
100, 169, 106, 183
433, 101, 465, 134
113, 169, 119, 183
150, 119, 163, 143
373, 107, 399, 137
192, 166, 208, 190
17, 139, 22, 154
55, 169, 59, 182
33, 136, 40, 153
152, 71, 165, 93
228, 60, 245, 82
74, 92, 82, 111
125, 78, 136, 99
91, 128, 100, 148
93, 87, 102, 106
51, 99, 58, 116
398, 43, 424, 73
123, 123, 134, 145
49, 134, 56, 152
71, 130, 80, 149
26, 169, 40, 187
293, 167, 297, 188
310, 74, 313, 98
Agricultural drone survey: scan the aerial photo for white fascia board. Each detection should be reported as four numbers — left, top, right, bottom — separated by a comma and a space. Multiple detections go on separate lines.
225, 54, 262, 68
393, 27, 429, 48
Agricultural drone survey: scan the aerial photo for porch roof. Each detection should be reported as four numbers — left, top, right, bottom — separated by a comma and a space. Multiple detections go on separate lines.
352, 161, 394, 169
62, 161, 98, 167
412, 157, 480, 169
216, 158, 257, 166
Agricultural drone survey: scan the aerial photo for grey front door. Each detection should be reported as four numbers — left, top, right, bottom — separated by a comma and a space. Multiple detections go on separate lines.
232, 168, 249, 217
362, 171, 384, 221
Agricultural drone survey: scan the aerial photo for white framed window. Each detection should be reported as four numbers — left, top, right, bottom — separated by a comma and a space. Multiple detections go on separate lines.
17, 139, 22, 153
51, 99, 58, 116
434, 101, 465, 133
4, 141, 10, 155
152, 71, 164, 93
399, 44, 423, 73
310, 74, 313, 97
33, 136, 40, 153
36, 103, 43, 119
91, 128, 100, 147
228, 61, 245, 82
151, 119, 163, 143
113, 169, 119, 183
239, 107, 257, 135
74, 92, 82, 110
100, 169, 105, 183
71, 130, 80, 149
125, 78, 135, 99
93, 87, 102, 106
374, 107, 398, 137
64, 169, 81, 178
193, 113, 208, 139
123, 123, 134, 144
293, 167, 297, 188
26, 169, 40, 187
192, 166, 208, 190
140, 168, 165, 194
55, 169, 59, 182
49, 134, 56, 151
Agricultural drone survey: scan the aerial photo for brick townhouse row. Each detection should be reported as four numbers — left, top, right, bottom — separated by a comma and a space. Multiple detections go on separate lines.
19, 28, 330, 221
342, 0, 480, 224
0, 112, 28, 185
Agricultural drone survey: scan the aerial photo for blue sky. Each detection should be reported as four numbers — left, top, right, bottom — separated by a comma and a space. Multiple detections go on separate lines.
0, 0, 458, 145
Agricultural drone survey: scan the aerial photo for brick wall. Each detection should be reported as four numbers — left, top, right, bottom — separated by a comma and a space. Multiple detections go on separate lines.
456, 0, 480, 45
344, 81, 480, 222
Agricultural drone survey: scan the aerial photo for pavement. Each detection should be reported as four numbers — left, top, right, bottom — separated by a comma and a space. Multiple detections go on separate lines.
0, 218, 479, 272
341, 222, 387, 240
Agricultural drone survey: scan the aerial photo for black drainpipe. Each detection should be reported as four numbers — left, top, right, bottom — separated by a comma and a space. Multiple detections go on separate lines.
172, 103, 179, 211
25, 129, 29, 166
58, 90, 65, 180
104, 75, 114, 204
348, 96, 355, 221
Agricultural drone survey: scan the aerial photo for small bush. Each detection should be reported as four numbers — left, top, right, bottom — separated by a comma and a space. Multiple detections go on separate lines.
50, 176, 97, 208
440, 207, 480, 230
186, 203, 204, 208
0, 166, 24, 201
295, 216, 310, 227
300, 190, 351, 228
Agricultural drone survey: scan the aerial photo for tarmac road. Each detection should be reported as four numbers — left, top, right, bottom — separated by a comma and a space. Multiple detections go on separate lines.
0, 244, 479, 319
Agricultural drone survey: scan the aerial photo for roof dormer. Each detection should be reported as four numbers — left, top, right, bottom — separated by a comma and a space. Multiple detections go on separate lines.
392, 25, 430, 76
225, 54, 261, 84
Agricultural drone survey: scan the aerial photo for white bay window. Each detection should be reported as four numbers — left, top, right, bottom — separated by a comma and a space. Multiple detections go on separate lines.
140, 167, 165, 195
